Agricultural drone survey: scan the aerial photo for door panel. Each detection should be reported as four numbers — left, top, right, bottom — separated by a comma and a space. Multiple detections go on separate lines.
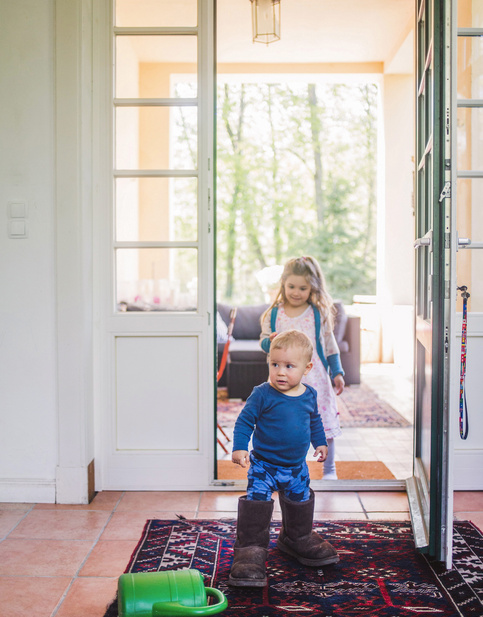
410, 0, 453, 565
94, 0, 215, 489
115, 336, 199, 450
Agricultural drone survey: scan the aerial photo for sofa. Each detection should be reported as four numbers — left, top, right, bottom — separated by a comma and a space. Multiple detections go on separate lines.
217, 301, 361, 400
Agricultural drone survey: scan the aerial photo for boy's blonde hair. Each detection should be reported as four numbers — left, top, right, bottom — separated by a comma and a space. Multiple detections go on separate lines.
269, 330, 313, 364
261, 256, 336, 331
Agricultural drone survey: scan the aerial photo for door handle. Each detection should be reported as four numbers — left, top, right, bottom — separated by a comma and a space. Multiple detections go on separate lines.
414, 231, 432, 249
414, 237, 432, 249
458, 237, 483, 249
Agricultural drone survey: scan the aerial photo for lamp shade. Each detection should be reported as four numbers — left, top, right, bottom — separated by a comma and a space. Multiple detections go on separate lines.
250, 0, 280, 44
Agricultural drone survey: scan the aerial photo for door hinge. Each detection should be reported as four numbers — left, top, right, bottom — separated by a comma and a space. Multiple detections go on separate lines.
208, 223, 211, 233
208, 188, 211, 210
439, 181, 451, 202
444, 326, 449, 353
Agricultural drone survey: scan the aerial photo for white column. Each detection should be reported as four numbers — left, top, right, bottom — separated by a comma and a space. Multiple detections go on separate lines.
55, 0, 94, 503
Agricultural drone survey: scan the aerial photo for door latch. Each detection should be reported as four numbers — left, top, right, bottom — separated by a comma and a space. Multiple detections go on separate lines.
439, 181, 451, 202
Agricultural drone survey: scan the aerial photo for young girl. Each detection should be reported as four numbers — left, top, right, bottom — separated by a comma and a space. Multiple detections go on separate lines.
260, 256, 344, 480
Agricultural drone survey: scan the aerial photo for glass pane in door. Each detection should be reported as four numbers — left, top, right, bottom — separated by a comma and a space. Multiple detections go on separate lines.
116, 247, 198, 311
457, 0, 483, 28
115, 177, 198, 242
115, 106, 198, 170
115, 36, 198, 99
457, 36, 483, 98
456, 107, 483, 169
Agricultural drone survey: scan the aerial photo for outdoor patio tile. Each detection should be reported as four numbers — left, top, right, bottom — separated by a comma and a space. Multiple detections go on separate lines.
358, 491, 409, 512
116, 491, 201, 511
35, 492, 123, 511
313, 492, 364, 512
0, 510, 27, 538
0, 576, 71, 617
10, 509, 111, 540
0, 539, 93, 576
80, 540, 137, 577
100, 511, 196, 540
55, 577, 118, 617
313, 512, 368, 520
453, 491, 483, 511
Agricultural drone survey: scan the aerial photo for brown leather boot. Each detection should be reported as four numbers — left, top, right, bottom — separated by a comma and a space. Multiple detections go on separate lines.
277, 489, 339, 566
228, 496, 274, 587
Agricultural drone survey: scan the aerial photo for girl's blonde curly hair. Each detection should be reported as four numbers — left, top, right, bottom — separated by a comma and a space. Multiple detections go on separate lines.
261, 256, 336, 331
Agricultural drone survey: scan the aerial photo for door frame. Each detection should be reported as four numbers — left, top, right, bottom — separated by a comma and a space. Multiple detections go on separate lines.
407, 0, 454, 567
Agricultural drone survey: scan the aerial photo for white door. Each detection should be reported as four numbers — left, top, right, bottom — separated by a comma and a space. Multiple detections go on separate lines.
94, 0, 216, 490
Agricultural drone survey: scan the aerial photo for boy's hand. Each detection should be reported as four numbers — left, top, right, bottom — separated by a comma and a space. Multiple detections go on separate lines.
232, 450, 249, 468
313, 445, 328, 463
333, 374, 345, 395
269, 332, 278, 342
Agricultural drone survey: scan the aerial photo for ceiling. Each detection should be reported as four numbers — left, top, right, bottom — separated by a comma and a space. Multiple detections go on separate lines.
217, 0, 414, 73
116, 0, 415, 74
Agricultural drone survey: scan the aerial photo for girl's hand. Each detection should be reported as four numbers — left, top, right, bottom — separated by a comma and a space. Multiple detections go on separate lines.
269, 332, 278, 342
313, 445, 328, 463
232, 450, 249, 468
333, 374, 345, 395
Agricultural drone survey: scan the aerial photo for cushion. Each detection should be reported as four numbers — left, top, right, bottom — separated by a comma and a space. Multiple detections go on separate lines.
228, 340, 267, 362
217, 303, 269, 340
333, 301, 348, 345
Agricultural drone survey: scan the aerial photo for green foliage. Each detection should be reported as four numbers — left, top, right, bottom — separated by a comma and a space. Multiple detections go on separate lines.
215, 80, 378, 306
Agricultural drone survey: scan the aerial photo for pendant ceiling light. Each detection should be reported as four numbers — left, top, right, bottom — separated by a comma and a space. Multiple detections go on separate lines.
250, 0, 281, 45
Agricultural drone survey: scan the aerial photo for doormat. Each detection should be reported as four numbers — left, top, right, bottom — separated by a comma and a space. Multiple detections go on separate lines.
217, 383, 411, 429
217, 459, 396, 481
103, 519, 483, 617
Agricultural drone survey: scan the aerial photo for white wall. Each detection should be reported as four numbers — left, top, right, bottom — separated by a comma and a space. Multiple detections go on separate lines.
0, 0, 95, 504
452, 313, 483, 490
379, 74, 415, 366
0, 0, 57, 501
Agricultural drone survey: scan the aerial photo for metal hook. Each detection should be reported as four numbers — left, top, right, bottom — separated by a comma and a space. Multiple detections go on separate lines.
457, 285, 471, 299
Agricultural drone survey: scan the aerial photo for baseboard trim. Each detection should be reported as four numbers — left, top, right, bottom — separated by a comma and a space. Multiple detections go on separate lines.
0, 478, 56, 503
453, 451, 483, 490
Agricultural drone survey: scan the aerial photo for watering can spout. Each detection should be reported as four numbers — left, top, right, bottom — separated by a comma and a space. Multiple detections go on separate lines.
118, 569, 228, 617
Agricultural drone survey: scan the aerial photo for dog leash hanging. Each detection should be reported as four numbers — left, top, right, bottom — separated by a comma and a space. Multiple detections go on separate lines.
457, 286, 470, 440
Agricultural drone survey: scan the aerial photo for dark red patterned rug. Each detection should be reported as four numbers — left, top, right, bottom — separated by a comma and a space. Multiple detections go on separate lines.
104, 519, 483, 616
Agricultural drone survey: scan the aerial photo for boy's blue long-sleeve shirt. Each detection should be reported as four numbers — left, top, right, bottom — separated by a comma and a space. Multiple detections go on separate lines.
233, 382, 327, 467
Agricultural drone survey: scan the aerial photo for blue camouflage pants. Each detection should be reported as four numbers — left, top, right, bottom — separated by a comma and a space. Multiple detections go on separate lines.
246, 453, 310, 502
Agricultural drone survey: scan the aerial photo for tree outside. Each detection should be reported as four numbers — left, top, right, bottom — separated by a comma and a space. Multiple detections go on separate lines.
215, 79, 378, 306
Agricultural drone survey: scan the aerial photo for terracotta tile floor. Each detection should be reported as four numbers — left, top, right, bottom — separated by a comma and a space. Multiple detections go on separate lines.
1, 490, 482, 617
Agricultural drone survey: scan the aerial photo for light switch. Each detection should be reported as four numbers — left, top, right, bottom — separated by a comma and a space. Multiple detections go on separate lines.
8, 201, 27, 218
8, 220, 28, 238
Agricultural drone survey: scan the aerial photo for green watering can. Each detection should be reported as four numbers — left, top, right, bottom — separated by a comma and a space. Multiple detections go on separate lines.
118, 569, 228, 617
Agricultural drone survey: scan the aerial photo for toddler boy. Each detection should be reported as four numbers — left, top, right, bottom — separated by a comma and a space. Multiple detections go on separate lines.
229, 329, 339, 587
